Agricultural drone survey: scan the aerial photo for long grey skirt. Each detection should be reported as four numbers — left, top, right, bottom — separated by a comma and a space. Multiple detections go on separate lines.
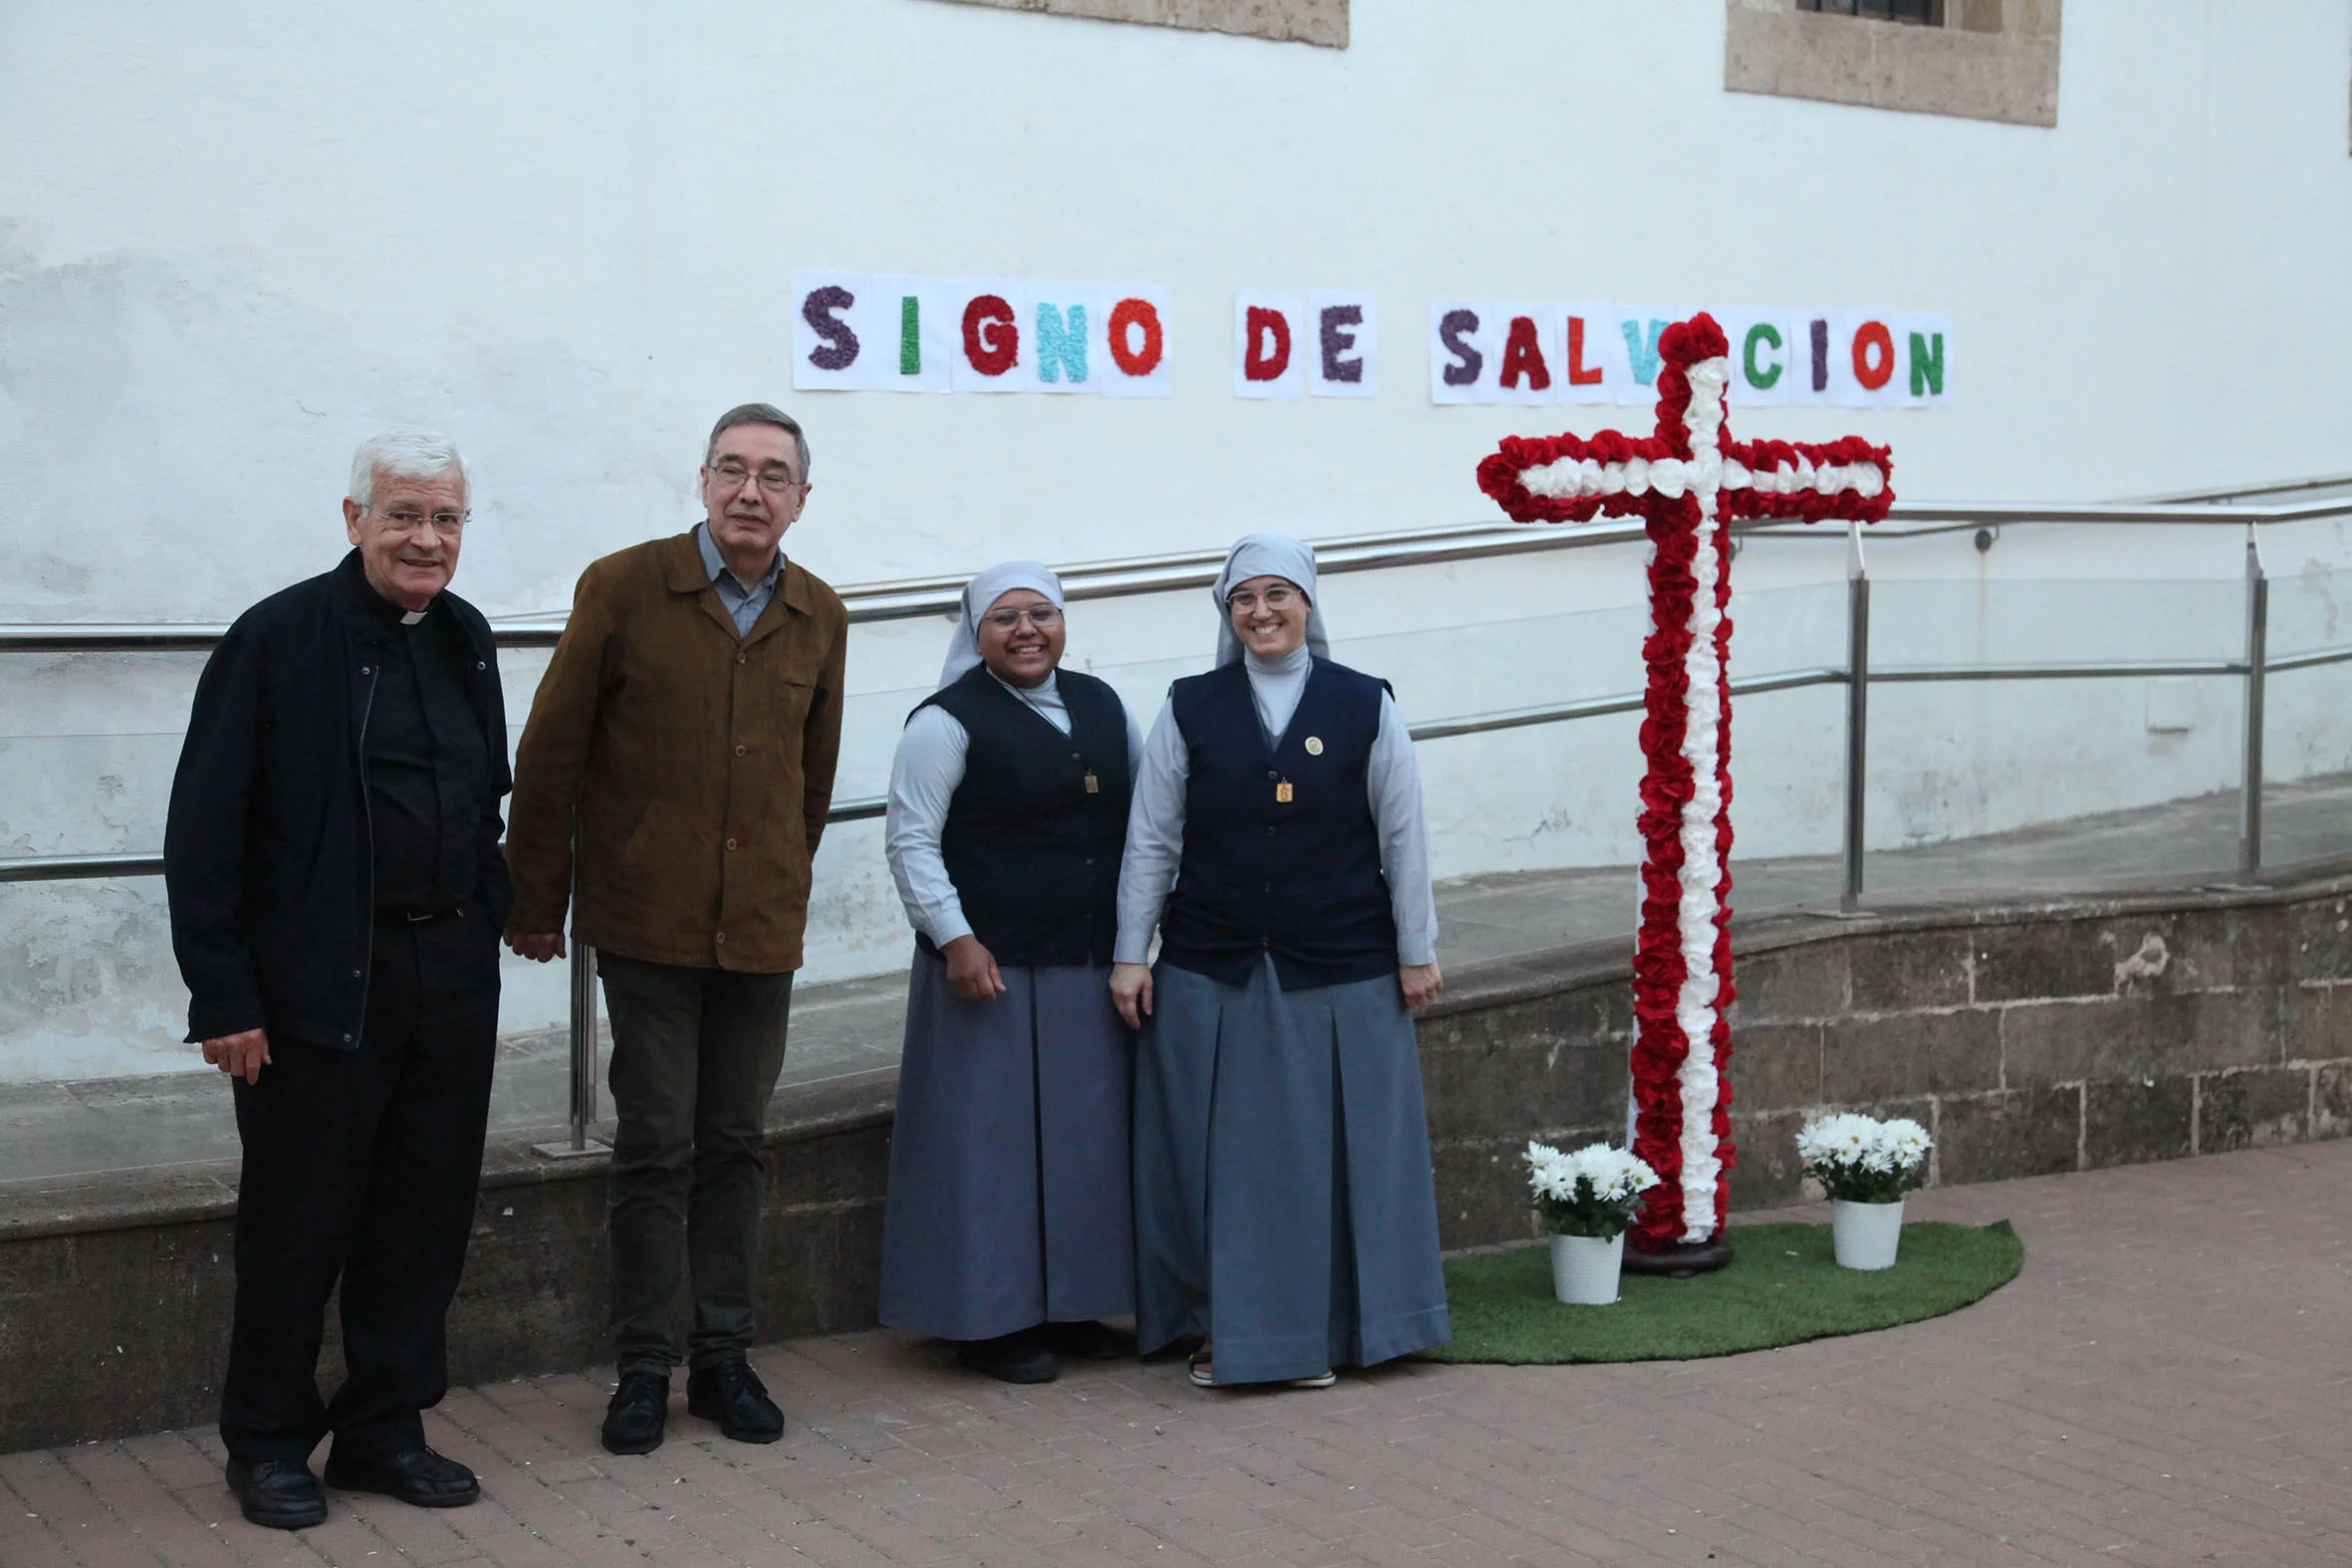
877, 951, 1135, 1341
1134, 955, 1451, 1384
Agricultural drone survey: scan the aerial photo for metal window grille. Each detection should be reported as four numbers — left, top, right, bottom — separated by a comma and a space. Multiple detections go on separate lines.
1798, 0, 1945, 23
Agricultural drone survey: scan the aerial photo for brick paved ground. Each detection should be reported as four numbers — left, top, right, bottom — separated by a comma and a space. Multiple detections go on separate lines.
5, 1141, 2348, 1567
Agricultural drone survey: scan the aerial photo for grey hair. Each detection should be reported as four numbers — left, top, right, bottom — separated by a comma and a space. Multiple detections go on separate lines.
350, 431, 467, 511
705, 403, 811, 483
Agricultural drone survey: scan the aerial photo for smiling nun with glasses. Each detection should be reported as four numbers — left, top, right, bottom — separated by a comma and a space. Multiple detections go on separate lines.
879, 563, 1146, 1383
1110, 533, 1451, 1390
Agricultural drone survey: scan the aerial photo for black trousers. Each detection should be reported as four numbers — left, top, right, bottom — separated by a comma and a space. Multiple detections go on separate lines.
219, 908, 499, 1463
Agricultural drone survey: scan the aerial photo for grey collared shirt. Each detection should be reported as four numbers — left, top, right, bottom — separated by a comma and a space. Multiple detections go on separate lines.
695, 522, 784, 636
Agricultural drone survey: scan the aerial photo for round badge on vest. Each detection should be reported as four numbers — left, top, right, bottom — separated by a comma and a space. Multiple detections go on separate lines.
1304, 737, 1324, 755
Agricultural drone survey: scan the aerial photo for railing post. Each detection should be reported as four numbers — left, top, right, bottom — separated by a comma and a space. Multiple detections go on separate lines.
568, 937, 599, 1149
2239, 526, 2268, 878
1841, 521, 1871, 913
535, 839, 606, 1159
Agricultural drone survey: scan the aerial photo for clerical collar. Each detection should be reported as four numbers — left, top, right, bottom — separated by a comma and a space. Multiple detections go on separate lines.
339, 549, 439, 626
362, 580, 434, 626
368, 590, 432, 625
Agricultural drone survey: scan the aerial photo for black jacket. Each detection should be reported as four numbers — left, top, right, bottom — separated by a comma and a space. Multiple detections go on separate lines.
165, 551, 514, 1048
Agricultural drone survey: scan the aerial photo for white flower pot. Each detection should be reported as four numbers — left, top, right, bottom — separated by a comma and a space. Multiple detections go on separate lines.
1830, 1198, 1905, 1270
1547, 1232, 1624, 1304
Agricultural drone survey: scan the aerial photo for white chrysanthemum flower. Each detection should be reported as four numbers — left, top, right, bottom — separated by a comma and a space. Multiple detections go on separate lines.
1878, 1118, 1933, 1170
1796, 1112, 1884, 1168
1524, 1140, 1579, 1204
1525, 1140, 1659, 1212
1797, 1112, 1935, 1201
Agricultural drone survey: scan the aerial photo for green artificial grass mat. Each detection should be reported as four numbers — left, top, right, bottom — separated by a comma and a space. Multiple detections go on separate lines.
1420, 1220, 2022, 1364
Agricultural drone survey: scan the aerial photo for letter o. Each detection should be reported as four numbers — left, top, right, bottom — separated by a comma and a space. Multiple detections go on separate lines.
1108, 298, 1164, 377
1851, 322, 1895, 391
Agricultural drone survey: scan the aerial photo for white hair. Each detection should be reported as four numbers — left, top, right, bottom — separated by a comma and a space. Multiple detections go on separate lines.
350, 431, 468, 511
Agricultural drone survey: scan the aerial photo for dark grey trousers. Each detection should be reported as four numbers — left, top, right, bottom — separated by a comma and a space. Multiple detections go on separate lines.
598, 953, 794, 1375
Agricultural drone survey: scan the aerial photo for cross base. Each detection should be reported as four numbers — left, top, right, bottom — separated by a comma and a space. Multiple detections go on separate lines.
1620, 1234, 1735, 1277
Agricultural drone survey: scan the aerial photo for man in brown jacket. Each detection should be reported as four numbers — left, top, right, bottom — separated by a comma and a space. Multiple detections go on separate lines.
505, 403, 847, 1456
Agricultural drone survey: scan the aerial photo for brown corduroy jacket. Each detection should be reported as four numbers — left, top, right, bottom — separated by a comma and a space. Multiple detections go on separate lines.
505, 531, 848, 973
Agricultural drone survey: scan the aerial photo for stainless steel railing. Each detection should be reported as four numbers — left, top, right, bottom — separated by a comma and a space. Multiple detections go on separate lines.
6, 488, 2352, 1150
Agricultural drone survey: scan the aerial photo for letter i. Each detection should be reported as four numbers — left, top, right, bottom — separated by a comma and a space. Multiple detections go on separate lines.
900, 296, 921, 375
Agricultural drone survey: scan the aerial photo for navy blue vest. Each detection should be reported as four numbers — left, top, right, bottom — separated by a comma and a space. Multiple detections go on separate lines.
1160, 657, 1398, 991
914, 665, 1131, 968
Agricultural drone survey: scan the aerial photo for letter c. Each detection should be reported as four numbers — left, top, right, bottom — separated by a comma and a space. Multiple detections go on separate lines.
1743, 323, 1785, 389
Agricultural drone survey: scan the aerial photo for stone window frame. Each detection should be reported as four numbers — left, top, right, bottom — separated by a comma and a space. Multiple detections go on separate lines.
1725, 0, 2061, 128
926, 0, 1345, 49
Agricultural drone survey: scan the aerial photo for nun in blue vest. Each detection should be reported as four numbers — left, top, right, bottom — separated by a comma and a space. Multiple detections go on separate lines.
880, 562, 1144, 1384
1110, 534, 1450, 1389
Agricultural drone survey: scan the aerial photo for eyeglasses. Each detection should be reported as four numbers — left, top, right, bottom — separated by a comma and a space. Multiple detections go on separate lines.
372, 506, 468, 536
708, 459, 803, 494
1227, 585, 1300, 613
982, 605, 1063, 631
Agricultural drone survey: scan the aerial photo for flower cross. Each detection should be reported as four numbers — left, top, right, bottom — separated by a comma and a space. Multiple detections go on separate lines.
1477, 314, 1895, 1258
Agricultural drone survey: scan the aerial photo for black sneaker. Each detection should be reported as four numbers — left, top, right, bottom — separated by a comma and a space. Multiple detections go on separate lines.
600, 1370, 669, 1456
686, 1357, 785, 1444
954, 1331, 1058, 1384
224, 1456, 328, 1530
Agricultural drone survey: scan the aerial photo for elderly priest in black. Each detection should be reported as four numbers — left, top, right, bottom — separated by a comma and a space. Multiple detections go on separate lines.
165, 433, 512, 1531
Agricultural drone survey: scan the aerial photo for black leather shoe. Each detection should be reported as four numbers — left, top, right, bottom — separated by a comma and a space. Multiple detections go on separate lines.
686, 1357, 785, 1444
224, 1456, 328, 1530
601, 1370, 669, 1456
955, 1331, 1059, 1384
1043, 1320, 1135, 1361
321, 1446, 480, 1508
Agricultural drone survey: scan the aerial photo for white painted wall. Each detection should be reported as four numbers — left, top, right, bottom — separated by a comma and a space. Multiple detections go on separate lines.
2, 0, 2349, 1081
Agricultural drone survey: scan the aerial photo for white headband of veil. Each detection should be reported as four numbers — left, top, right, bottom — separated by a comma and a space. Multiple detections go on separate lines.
1212, 533, 1330, 667
937, 560, 1066, 689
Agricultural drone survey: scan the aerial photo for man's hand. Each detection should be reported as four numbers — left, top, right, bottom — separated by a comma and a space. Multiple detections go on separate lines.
202, 1027, 272, 1084
506, 930, 567, 963
941, 935, 1006, 1003
1109, 962, 1154, 1030
1400, 963, 1445, 1010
